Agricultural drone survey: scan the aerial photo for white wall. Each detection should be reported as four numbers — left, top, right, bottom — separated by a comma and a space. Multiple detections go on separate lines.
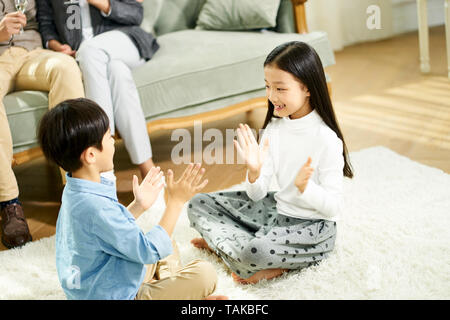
305, 0, 446, 51
392, 0, 445, 35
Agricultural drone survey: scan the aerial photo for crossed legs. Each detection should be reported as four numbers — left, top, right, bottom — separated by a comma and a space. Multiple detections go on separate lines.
191, 238, 288, 284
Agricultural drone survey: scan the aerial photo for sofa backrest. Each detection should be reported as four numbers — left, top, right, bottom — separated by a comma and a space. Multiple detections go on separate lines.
153, 0, 207, 36
152, 0, 296, 36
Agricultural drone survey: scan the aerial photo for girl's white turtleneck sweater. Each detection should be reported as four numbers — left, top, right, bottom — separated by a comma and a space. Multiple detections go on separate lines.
245, 109, 344, 221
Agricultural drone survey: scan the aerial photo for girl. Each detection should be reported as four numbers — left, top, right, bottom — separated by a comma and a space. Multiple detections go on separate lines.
187, 41, 353, 284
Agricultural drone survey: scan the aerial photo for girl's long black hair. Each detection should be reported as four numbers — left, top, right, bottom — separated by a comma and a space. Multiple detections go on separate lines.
263, 41, 353, 178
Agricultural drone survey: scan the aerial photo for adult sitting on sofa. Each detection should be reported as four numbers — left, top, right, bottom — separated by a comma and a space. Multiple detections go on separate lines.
6, 0, 335, 187
36, 0, 159, 179
0, 0, 84, 249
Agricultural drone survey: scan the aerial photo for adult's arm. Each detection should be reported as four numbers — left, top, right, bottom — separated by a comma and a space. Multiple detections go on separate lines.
89, 0, 143, 26
36, 0, 60, 46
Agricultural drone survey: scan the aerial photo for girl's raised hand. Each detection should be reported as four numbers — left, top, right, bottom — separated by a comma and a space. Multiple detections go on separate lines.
234, 123, 269, 177
295, 157, 314, 193
132, 166, 164, 211
166, 163, 209, 204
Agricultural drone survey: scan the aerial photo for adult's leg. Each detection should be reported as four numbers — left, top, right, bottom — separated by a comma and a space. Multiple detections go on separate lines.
15, 49, 85, 184
0, 48, 33, 248
15, 49, 85, 108
0, 102, 16, 202
76, 31, 153, 176
76, 38, 115, 134
0, 48, 24, 203
108, 59, 152, 166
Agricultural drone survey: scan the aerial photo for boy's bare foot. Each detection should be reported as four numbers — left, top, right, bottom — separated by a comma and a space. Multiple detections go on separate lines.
205, 295, 229, 300
231, 268, 288, 284
191, 238, 213, 252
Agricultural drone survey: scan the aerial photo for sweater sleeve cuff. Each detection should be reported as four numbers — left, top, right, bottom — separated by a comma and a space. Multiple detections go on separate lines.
245, 171, 266, 201
101, 6, 112, 17
145, 225, 173, 260
43, 35, 60, 48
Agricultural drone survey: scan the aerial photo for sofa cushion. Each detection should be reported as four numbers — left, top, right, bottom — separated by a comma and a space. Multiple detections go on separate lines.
154, 0, 296, 35
195, 0, 281, 31
153, 0, 207, 36
140, 0, 164, 34
133, 30, 335, 120
4, 91, 48, 154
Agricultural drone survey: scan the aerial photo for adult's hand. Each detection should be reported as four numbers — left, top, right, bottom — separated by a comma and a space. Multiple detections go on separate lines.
87, 0, 111, 15
48, 39, 76, 57
0, 12, 26, 42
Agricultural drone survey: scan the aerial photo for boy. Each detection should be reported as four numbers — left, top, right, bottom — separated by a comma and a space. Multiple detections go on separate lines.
38, 98, 226, 300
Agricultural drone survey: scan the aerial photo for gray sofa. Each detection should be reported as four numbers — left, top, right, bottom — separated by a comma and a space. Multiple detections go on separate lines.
6, 0, 335, 165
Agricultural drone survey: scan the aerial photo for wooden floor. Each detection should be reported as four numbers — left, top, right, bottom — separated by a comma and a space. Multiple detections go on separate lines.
2, 26, 449, 251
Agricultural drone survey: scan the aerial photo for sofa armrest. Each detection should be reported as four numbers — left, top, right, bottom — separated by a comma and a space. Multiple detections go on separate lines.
290, 0, 308, 34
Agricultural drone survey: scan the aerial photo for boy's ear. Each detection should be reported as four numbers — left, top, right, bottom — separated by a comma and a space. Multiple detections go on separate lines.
80, 146, 97, 166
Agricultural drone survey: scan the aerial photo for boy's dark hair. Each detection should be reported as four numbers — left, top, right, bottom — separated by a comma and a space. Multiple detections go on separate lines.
38, 98, 110, 173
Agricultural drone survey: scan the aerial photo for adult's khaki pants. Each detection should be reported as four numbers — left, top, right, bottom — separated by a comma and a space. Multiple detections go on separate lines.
136, 240, 218, 300
0, 47, 85, 202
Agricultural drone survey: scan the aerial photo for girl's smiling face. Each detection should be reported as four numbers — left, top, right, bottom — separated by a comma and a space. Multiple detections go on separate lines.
264, 64, 312, 119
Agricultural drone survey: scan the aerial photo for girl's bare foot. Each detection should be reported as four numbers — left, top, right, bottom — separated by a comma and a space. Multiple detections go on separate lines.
191, 238, 213, 252
205, 295, 229, 300
231, 268, 288, 284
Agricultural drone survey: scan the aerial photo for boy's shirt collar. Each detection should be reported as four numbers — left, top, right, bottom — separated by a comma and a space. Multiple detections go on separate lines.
65, 173, 118, 201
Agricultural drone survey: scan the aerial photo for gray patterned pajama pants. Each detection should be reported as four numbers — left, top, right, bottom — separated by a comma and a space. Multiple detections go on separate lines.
187, 190, 337, 279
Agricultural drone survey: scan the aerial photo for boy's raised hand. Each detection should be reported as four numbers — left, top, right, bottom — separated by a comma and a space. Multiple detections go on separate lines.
132, 166, 164, 212
166, 163, 208, 205
157, 164, 208, 236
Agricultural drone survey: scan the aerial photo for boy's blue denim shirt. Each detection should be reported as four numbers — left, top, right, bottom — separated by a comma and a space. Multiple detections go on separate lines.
56, 173, 173, 300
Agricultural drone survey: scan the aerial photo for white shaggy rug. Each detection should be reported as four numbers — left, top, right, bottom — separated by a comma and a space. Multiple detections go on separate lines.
1, 146, 449, 300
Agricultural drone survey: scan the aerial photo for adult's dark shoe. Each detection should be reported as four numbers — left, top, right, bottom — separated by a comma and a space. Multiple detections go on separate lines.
1, 203, 32, 249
